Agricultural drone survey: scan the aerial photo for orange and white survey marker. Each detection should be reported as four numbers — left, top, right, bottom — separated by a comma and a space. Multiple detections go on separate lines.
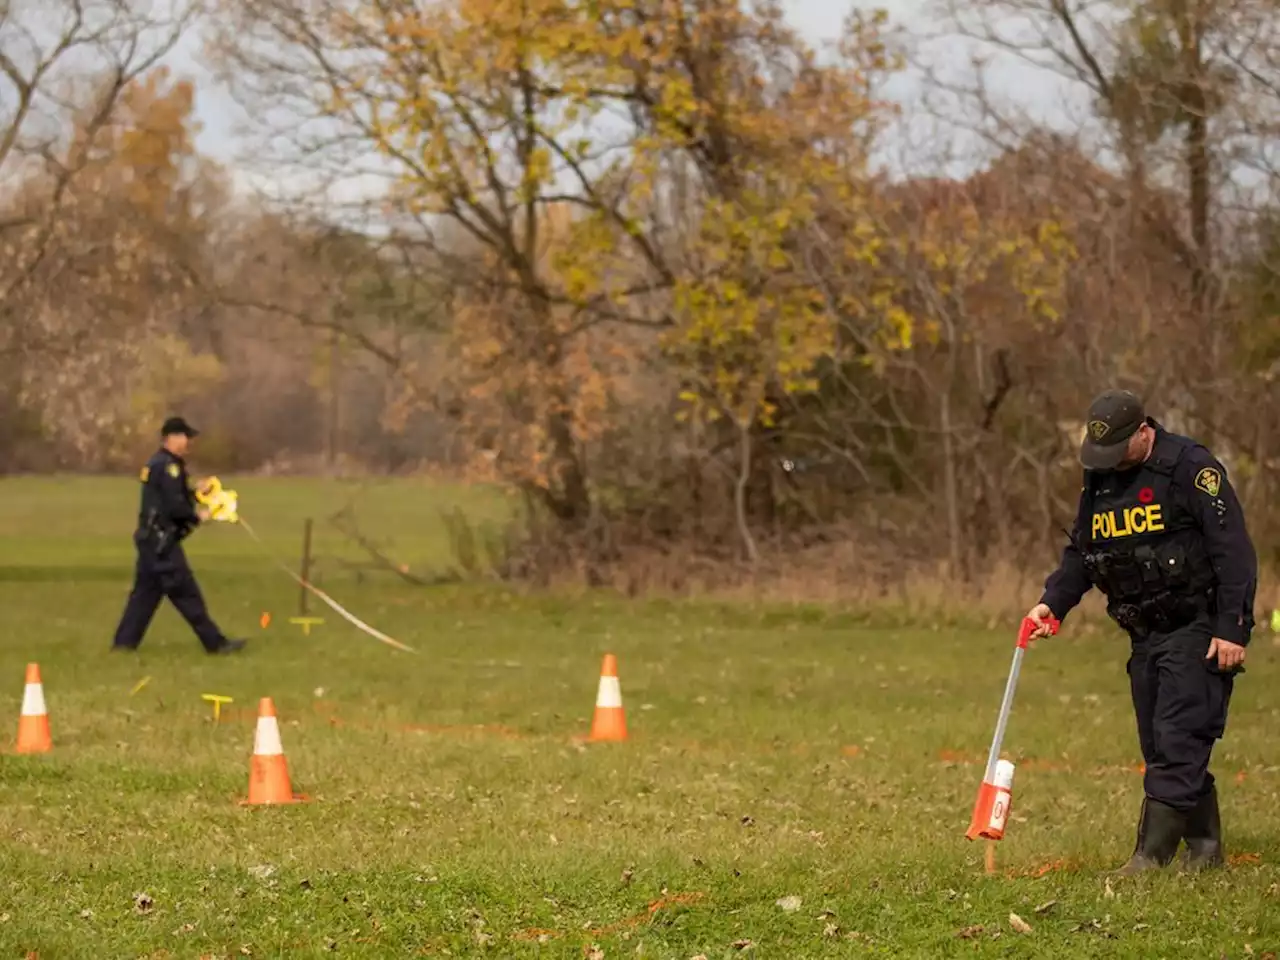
965, 615, 1058, 855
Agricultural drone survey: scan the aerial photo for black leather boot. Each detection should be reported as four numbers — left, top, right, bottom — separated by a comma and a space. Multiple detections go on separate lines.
1115, 796, 1186, 875
1180, 786, 1224, 870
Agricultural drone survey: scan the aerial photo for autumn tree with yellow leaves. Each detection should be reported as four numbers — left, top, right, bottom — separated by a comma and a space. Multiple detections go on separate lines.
207, 0, 1089, 566
212, 0, 676, 525
0, 0, 216, 463
213, 0, 882, 532
16, 66, 228, 463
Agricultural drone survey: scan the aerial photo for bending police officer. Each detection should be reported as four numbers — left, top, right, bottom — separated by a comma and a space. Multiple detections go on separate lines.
1025, 389, 1256, 874
110, 416, 247, 655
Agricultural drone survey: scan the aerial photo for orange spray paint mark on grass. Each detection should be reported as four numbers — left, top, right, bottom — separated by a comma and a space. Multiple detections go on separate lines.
511, 928, 562, 942
510, 892, 707, 944
591, 892, 707, 937
1004, 858, 1081, 879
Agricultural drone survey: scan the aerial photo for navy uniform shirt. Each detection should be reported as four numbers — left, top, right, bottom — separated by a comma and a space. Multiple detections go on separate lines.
137, 447, 201, 542
1040, 420, 1258, 644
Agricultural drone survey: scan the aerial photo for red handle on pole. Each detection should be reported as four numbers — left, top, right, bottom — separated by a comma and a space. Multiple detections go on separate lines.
1017, 614, 1060, 648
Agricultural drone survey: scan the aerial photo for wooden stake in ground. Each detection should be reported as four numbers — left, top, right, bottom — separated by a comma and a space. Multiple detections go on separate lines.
985, 841, 996, 875
298, 517, 313, 617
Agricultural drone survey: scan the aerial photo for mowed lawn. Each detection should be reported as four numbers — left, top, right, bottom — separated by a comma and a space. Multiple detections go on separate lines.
1, 477, 1279, 958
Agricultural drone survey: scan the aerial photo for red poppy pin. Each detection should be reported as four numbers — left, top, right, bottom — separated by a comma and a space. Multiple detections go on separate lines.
1138, 487, 1154, 504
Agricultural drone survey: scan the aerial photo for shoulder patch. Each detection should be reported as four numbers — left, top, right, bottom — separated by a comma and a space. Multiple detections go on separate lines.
139, 466, 150, 483
166, 462, 181, 479
1194, 466, 1221, 497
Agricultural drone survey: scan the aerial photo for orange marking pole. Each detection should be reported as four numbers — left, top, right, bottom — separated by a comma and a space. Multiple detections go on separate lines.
15, 663, 51, 754
241, 697, 308, 805
588, 654, 627, 742
965, 616, 1059, 845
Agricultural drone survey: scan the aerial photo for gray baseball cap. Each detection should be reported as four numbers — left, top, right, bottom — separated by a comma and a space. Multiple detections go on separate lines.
1080, 389, 1145, 470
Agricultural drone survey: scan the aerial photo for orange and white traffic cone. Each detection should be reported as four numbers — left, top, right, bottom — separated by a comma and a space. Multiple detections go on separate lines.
15, 663, 51, 754
242, 697, 306, 804
588, 653, 627, 742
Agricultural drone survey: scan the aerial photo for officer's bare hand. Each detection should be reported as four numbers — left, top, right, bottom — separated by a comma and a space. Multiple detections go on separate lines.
196, 506, 211, 523
1025, 603, 1056, 638
1206, 637, 1246, 670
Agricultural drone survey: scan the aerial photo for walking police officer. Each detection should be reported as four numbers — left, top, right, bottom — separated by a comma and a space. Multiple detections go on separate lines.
1025, 389, 1256, 874
110, 416, 247, 655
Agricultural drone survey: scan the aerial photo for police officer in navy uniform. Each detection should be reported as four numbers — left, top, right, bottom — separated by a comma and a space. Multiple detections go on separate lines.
110, 416, 247, 655
1026, 389, 1256, 874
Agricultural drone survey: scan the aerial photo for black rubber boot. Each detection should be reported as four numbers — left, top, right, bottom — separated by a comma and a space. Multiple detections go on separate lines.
1115, 797, 1186, 875
1180, 786, 1224, 870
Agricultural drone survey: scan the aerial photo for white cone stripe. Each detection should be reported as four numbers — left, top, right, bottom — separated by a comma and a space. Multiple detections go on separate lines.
595, 676, 622, 709
21, 683, 46, 717
253, 716, 284, 756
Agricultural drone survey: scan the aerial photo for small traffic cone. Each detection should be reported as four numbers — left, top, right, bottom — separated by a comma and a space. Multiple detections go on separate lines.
15, 663, 51, 754
242, 697, 306, 805
588, 653, 627, 742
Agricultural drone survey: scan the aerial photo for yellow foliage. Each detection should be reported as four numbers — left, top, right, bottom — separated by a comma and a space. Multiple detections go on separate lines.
866, 191, 1077, 351
666, 188, 842, 427
72, 66, 202, 226
120, 336, 226, 456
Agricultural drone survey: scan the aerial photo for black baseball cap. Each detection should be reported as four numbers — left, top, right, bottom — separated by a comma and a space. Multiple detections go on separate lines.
160, 416, 199, 438
1079, 389, 1145, 470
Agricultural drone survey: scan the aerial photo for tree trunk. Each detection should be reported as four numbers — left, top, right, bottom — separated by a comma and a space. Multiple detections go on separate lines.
326, 323, 340, 472
542, 386, 590, 526
734, 422, 758, 564
528, 311, 591, 528
939, 387, 962, 579
1181, 2, 1211, 315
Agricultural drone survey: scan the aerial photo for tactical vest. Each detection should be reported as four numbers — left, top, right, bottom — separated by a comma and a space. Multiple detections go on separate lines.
1079, 430, 1217, 633
135, 451, 196, 555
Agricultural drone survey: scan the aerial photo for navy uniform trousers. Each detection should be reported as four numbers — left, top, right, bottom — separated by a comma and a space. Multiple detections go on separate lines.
1127, 614, 1235, 810
111, 538, 226, 652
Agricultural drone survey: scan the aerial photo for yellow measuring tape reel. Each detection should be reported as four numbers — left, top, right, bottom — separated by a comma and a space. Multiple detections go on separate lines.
194, 476, 239, 523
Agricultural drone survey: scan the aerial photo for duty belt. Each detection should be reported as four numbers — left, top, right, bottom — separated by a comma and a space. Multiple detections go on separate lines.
1111, 590, 1209, 635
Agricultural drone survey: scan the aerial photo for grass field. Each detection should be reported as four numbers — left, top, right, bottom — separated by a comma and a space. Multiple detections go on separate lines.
2, 476, 1279, 958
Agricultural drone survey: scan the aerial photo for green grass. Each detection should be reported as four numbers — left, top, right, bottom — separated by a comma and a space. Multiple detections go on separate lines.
1, 476, 1279, 958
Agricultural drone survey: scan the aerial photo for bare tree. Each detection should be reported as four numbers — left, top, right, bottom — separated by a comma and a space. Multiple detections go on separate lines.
0, 0, 195, 341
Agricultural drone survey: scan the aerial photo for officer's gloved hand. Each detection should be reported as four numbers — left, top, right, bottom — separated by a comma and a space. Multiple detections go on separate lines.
1025, 603, 1057, 639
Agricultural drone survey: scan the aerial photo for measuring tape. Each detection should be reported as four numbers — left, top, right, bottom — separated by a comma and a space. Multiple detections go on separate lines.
196, 478, 416, 654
